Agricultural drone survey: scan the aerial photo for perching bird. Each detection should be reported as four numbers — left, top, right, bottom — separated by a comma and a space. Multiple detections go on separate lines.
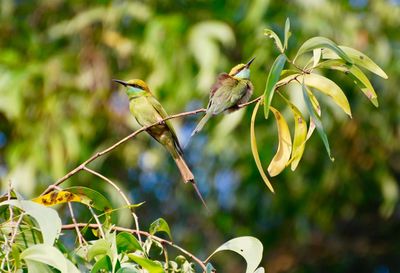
113, 79, 207, 208
190, 57, 255, 137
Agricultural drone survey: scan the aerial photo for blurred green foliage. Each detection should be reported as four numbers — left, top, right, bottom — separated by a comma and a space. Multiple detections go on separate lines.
0, 0, 399, 272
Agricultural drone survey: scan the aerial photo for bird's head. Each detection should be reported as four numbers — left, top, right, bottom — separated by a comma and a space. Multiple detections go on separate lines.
228, 57, 255, 79
113, 79, 151, 96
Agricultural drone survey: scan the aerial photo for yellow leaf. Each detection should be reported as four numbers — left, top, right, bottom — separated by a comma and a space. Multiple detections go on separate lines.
250, 101, 274, 193
268, 107, 292, 177
32, 191, 82, 206
298, 73, 352, 117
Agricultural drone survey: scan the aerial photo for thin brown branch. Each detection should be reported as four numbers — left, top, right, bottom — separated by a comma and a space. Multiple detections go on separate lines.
83, 166, 142, 243
67, 202, 86, 246
62, 223, 207, 272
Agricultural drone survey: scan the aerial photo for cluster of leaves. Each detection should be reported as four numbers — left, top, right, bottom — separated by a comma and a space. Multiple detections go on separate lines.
0, 187, 264, 273
251, 19, 387, 192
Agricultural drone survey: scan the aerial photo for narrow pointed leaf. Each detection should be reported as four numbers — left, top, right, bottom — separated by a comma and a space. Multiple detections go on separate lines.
306, 89, 321, 140
322, 46, 388, 79
302, 82, 334, 160
149, 218, 172, 240
1, 200, 61, 246
295, 37, 353, 64
250, 101, 274, 193
21, 244, 80, 273
65, 186, 113, 212
263, 54, 286, 118
267, 107, 292, 176
279, 95, 308, 171
208, 236, 263, 273
264, 29, 284, 52
127, 254, 164, 273
284, 18, 291, 50
298, 73, 352, 117
317, 59, 379, 106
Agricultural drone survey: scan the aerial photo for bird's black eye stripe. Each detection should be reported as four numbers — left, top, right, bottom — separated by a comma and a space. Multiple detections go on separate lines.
129, 83, 142, 89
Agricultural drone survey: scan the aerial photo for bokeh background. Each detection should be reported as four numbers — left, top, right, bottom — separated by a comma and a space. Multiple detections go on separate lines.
0, 0, 399, 272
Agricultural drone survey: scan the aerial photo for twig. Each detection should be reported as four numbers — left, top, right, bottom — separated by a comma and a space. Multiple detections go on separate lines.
62, 223, 208, 272
67, 202, 86, 246
83, 166, 142, 243
87, 207, 105, 238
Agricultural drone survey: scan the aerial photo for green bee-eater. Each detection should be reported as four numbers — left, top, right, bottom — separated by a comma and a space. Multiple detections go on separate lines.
113, 79, 207, 208
191, 57, 255, 137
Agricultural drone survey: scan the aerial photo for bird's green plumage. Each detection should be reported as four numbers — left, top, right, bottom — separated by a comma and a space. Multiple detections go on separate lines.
128, 91, 183, 158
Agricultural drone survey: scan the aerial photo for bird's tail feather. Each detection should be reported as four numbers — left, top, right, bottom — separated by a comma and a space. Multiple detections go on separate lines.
174, 155, 208, 210
190, 112, 212, 138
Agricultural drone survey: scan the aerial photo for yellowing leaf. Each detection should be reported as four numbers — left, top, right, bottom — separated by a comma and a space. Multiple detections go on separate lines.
267, 107, 292, 177
317, 59, 379, 107
279, 95, 308, 171
32, 191, 82, 206
250, 101, 274, 193
298, 73, 352, 117
322, 46, 388, 79
264, 29, 284, 52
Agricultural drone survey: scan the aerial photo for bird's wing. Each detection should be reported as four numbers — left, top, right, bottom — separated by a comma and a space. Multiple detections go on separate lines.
209, 73, 238, 99
146, 95, 183, 154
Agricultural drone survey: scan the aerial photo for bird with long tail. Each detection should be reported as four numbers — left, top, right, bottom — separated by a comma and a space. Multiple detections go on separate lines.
113, 79, 207, 209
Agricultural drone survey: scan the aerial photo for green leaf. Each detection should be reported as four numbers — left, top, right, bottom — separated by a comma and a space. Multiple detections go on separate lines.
322, 45, 388, 79
88, 239, 111, 261
267, 107, 292, 177
116, 267, 141, 273
313, 48, 322, 67
263, 54, 286, 118
65, 186, 113, 212
302, 82, 334, 161
263, 29, 284, 52
116, 232, 143, 253
91, 255, 112, 273
21, 244, 80, 273
24, 260, 53, 273
317, 59, 379, 106
149, 218, 172, 239
208, 236, 263, 273
295, 37, 353, 64
284, 18, 291, 50
250, 101, 274, 193
298, 73, 352, 117
1, 200, 61, 245
127, 254, 164, 273
278, 94, 308, 171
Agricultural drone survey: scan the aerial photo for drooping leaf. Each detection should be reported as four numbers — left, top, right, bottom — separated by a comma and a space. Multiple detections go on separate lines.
116, 232, 143, 253
279, 94, 308, 171
263, 54, 286, 118
127, 254, 164, 273
295, 36, 353, 64
267, 107, 292, 177
302, 82, 334, 161
250, 101, 274, 193
91, 255, 113, 273
322, 46, 388, 79
305, 89, 322, 141
149, 218, 172, 240
24, 260, 53, 273
298, 73, 352, 117
284, 18, 291, 50
208, 236, 263, 273
317, 59, 379, 106
21, 244, 80, 273
263, 29, 284, 52
32, 191, 82, 206
1, 200, 61, 246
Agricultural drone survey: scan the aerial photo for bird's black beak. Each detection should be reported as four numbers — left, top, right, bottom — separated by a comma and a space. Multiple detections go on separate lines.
246, 57, 256, 68
113, 79, 128, 86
